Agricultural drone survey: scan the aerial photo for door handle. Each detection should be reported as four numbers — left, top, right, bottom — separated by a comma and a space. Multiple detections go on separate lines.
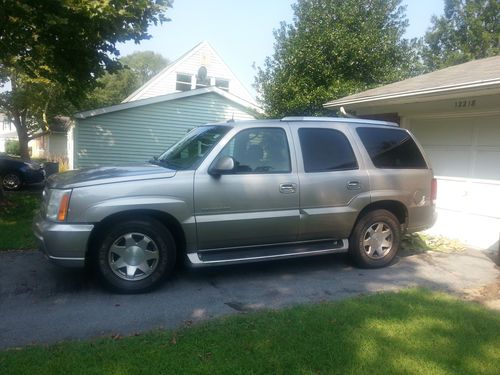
279, 183, 297, 194
346, 181, 361, 190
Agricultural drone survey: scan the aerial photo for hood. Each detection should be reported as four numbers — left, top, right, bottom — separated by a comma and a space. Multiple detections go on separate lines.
0, 154, 41, 168
47, 163, 176, 189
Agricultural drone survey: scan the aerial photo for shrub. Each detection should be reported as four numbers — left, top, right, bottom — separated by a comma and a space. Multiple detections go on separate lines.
5, 140, 20, 156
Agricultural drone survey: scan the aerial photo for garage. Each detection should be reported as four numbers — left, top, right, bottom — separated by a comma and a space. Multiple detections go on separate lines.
407, 115, 500, 249
324, 56, 500, 250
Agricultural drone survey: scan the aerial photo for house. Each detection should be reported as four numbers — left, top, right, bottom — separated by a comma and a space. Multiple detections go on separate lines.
30, 117, 70, 160
324, 56, 500, 250
1, 112, 68, 160
124, 41, 257, 106
0, 113, 17, 154
72, 89, 260, 168
71, 42, 260, 169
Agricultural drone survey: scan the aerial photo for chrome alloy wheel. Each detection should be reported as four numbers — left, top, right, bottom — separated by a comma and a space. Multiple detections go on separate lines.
362, 222, 393, 259
2, 173, 21, 190
108, 232, 160, 281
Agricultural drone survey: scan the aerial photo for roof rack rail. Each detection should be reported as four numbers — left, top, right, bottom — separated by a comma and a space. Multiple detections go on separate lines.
280, 116, 398, 127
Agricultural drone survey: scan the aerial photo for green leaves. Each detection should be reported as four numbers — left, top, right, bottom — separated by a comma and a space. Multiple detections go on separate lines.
255, 0, 419, 118
84, 51, 169, 110
0, 0, 171, 159
421, 0, 500, 71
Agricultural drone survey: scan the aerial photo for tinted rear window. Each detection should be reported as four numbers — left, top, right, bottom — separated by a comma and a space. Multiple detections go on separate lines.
356, 128, 427, 169
299, 128, 358, 172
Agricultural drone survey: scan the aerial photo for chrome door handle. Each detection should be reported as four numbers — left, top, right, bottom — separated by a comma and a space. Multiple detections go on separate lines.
279, 183, 297, 194
346, 181, 361, 190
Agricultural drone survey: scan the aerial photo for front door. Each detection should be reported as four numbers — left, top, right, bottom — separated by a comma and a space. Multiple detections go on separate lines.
194, 126, 299, 250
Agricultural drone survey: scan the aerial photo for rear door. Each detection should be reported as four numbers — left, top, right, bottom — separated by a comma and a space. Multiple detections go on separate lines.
291, 123, 371, 241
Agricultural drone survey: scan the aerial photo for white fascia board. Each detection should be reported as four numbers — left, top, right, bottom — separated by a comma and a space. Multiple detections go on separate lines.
324, 79, 500, 108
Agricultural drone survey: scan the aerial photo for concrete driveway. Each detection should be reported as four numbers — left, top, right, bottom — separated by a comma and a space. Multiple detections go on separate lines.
0, 249, 498, 349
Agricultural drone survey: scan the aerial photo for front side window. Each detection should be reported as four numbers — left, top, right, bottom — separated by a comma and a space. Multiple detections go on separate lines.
356, 127, 427, 169
157, 126, 230, 170
299, 128, 358, 172
218, 128, 291, 173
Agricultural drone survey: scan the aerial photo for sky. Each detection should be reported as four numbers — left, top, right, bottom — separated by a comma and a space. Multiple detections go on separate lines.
119, 0, 444, 97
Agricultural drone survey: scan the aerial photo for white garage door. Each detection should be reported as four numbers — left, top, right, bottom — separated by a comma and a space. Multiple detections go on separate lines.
408, 115, 500, 249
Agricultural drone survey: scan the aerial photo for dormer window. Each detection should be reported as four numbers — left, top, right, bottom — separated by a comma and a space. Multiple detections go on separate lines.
175, 68, 230, 93
176, 73, 192, 91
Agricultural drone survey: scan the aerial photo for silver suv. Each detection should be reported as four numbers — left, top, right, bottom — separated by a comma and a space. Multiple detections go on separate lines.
33, 117, 436, 293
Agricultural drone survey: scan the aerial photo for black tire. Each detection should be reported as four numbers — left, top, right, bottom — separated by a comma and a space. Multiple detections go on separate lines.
2, 171, 22, 190
95, 217, 176, 293
349, 209, 401, 268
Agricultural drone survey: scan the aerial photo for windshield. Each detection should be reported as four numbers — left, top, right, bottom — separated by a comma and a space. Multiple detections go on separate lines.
156, 126, 231, 170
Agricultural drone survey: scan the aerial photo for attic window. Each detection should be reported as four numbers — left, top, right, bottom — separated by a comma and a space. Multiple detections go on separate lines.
176, 73, 192, 91
215, 79, 229, 91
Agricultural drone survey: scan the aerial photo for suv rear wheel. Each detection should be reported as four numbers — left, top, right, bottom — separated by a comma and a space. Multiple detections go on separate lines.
349, 209, 401, 268
95, 217, 176, 293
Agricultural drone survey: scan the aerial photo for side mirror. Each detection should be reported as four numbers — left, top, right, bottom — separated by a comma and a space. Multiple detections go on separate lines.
209, 156, 235, 176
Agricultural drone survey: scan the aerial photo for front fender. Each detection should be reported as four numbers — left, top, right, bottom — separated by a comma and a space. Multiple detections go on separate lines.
82, 196, 191, 224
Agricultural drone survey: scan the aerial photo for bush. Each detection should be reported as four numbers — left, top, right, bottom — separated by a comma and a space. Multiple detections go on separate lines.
5, 139, 20, 156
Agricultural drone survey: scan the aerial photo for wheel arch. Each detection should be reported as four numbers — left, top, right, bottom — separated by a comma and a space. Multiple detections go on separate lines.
351, 200, 408, 236
86, 209, 187, 262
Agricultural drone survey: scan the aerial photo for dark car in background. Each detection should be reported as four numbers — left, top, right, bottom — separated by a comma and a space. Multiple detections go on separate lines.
0, 154, 45, 190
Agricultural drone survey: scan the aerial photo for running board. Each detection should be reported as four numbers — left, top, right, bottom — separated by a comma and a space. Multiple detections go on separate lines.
187, 239, 349, 266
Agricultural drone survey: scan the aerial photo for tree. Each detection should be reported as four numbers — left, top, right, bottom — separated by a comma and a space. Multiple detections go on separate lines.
0, 0, 171, 160
255, 0, 419, 117
121, 51, 170, 87
85, 51, 169, 109
421, 0, 499, 72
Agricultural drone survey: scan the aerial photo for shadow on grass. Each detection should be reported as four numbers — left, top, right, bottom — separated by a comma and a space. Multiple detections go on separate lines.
0, 289, 498, 374
0, 191, 41, 250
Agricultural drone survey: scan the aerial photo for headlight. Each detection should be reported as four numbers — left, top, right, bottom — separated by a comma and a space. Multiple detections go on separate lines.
46, 189, 72, 222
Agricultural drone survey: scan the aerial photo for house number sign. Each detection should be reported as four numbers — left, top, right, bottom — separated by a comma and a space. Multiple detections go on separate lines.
454, 99, 476, 108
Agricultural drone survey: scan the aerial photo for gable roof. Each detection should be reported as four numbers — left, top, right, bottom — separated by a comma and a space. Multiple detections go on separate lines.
123, 41, 257, 105
75, 86, 262, 119
324, 55, 500, 108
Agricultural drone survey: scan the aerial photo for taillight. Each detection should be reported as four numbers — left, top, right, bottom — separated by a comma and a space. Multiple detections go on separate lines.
431, 178, 437, 204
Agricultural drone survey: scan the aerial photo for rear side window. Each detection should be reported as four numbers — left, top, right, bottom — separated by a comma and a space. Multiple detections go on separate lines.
299, 128, 358, 172
356, 127, 427, 169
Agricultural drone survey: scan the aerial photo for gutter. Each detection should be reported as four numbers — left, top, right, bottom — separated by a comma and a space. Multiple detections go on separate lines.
324, 79, 500, 108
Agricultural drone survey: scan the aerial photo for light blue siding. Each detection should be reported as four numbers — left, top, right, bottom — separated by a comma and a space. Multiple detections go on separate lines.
75, 92, 256, 168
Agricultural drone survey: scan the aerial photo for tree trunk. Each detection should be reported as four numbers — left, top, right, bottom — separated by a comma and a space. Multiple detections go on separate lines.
12, 113, 31, 161
9, 74, 31, 161
18, 130, 31, 160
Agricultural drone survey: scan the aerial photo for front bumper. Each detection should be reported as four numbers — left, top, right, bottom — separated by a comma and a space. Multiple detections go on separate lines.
33, 213, 94, 268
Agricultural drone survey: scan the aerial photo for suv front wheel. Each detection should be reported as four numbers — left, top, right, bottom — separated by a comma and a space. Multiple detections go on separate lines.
95, 217, 176, 293
349, 209, 401, 268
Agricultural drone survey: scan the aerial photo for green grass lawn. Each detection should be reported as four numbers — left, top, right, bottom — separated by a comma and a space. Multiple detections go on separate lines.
1, 289, 499, 374
0, 191, 41, 250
